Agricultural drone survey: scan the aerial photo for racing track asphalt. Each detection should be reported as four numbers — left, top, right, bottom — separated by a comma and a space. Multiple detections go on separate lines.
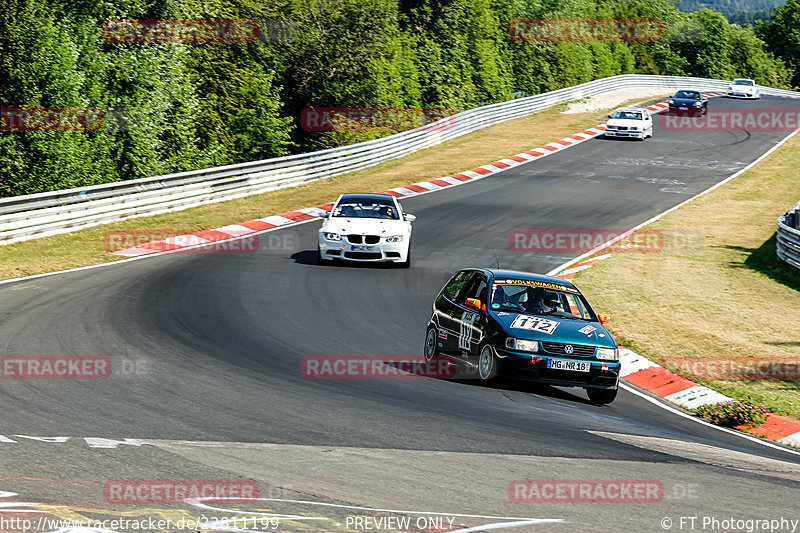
1, 95, 799, 532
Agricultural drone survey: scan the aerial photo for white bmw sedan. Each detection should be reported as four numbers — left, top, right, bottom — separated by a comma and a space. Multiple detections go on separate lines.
603, 107, 653, 140
317, 193, 415, 267
727, 78, 761, 99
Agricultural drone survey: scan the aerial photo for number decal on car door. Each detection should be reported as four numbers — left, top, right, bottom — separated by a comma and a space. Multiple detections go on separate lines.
459, 311, 478, 350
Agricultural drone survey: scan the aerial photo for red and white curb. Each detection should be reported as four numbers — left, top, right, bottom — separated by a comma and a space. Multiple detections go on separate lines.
113, 94, 728, 257
556, 246, 800, 449
111, 125, 609, 256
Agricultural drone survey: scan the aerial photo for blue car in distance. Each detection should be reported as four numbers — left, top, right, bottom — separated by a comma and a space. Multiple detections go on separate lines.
668, 89, 708, 115
424, 268, 621, 404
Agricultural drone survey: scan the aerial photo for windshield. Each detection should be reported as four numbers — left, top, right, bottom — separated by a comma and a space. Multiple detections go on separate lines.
611, 110, 643, 120
332, 198, 399, 219
675, 91, 701, 99
732, 79, 754, 86
490, 282, 594, 320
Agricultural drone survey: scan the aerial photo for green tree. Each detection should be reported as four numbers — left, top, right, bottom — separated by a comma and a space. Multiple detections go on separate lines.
757, 0, 800, 87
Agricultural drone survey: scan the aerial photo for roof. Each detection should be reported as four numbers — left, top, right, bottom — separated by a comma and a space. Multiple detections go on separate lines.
337, 193, 396, 201
485, 269, 578, 288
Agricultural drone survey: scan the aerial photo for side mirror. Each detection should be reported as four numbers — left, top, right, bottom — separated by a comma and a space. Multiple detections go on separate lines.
404, 213, 416, 222
598, 314, 612, 324
607, 114, 612, 119
320, 211, 330, 218
465, 298, 482, 312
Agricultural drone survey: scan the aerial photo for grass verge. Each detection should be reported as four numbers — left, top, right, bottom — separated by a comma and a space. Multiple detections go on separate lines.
0, 93, 670, 280
573, 131, 800, 420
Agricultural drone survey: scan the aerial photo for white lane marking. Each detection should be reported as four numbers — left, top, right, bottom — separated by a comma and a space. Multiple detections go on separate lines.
589, 430, 800, 478
83, 437, 150, 449
548, 127, 800, 277
0, 491, 47, 513
13, 435, 69, 443
189, 497, 565, 532
619, 383, 800, 457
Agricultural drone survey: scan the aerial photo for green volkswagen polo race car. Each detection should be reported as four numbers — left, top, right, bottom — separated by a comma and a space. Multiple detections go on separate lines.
424, 268, 621, 404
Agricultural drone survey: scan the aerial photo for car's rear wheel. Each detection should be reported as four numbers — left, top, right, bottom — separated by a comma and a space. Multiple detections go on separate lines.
424, 326, 439, 361
586, 387, 618, 405
478, 344, 497, 381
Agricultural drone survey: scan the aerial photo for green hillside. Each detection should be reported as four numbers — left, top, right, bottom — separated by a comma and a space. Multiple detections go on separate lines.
1, 0, 798, 197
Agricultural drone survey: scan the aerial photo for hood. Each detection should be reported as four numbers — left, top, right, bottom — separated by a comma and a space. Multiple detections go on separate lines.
492, 311, 616, 349
322, 217, 407, 235
606, 118, 644, 128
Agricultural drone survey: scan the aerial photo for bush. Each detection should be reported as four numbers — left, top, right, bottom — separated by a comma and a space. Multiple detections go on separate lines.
696, 400, 769, 427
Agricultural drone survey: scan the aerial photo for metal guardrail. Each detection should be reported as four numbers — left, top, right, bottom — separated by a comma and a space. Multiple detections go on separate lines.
777, 201, 800, 270
2, 74, 799, 245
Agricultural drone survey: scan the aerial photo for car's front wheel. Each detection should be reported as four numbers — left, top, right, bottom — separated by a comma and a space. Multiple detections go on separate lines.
399, 245, 411, 268
424, 326, 439, 361
478, 344, 497, 381
586, 387, 618, 405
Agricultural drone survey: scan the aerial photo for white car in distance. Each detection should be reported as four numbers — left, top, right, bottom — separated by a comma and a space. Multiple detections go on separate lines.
727, 78, 761, 99
604, 107, 653, 140
318, 193, 415, 267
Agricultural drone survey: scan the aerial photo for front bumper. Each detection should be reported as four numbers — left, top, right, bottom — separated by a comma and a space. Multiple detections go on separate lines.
495, 348, 620, 389
668, 104, 704, 113
727, 91, 755, 98
605, 129, 646, 139
318, 234, 409, 262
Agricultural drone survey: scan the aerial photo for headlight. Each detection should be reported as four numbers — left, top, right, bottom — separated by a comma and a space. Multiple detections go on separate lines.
324, 232, 342, 241
385, 235, 403, 242
668, 99, 674, 104
596, 347, 618, 361
694, 102, 702, 107
506, 338, 538, 352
